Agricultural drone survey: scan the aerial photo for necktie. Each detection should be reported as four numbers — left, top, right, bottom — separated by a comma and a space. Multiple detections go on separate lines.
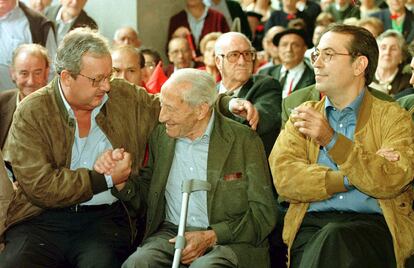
279, 70, 289, 88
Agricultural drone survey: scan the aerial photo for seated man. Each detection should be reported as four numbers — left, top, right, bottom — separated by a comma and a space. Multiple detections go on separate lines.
96, 68, 278, 268
270, 24, 414, 268
0, 43, 50, 149
259, 28, 315, 99
111, 45, 144, 87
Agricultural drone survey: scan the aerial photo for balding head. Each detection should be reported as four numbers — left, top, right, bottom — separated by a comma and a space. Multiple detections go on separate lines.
113, 26, 141, 48
10, 44, 50, 99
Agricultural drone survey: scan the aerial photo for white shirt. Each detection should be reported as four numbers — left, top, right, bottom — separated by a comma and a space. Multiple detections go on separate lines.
280, 61, 306, 99
0, 3, 57, 91
186, 6, 209, 46
218, 81, 242, 96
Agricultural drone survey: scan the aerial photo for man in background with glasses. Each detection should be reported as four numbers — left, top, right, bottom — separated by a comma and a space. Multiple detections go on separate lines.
215, 31, 282, 157
270, 24, 414, 268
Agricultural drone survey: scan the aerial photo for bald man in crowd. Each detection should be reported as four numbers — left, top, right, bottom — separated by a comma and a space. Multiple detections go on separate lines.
111, 45, 144, 87
0, 44, 50, 149
113, 26, 142, 48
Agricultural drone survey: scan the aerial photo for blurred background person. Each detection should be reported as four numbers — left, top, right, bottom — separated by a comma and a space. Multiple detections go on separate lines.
325, 0, 360, 22
28, 0, 52, 13
203, 0, 251, 38
46, 0, 97, 44
111, 45, 144, 87
113, 26, 141, 48
296, 0, 322, 27
265, 0, 314, 45
304, 13, 335, 58
164, 37, 195, 77
246, 10, 265, 50
244, 0, 275, 23
0, 44, 50, 149
140, 47, 162, 85
0, 0, 56, 92
357, 17, 384, 37
257, 25, 285, 71
167, 0, 229, 57
198, 31, 222, 81
370, 29, 411, 96
370, 0, 414, 43
359, 0, 380, 18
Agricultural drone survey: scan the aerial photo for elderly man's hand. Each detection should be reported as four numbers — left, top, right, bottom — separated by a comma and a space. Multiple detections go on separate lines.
376, 148, 400, 162
229, 98, 259, 130
291, 106, 334, 147
94, 148, 131, 189
169, 230, 217, 264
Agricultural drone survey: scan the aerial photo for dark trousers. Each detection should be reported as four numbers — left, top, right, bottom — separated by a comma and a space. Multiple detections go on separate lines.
0, 202, 132, 268
291, 212, 396, 268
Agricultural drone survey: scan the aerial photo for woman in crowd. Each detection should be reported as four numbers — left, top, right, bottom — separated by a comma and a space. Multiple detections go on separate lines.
198, 32, 222, 82
370, 30, 411, 96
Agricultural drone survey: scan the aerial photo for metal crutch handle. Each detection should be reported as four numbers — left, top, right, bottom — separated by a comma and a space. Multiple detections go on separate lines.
172, 179, 211, 268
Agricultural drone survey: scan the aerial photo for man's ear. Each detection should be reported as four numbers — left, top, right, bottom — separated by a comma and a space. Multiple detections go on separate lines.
353, 55, 368, 77
197, 102, 211, 120
215, 55, 222, 73
9, 67, 16, 83
60, 70, 73, 87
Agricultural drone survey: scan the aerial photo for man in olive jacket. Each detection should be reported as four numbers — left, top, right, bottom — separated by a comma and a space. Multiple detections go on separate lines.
101, 69, 277, 268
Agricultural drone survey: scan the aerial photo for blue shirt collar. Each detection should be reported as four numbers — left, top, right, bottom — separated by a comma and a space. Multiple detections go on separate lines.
325, 88, 365, 115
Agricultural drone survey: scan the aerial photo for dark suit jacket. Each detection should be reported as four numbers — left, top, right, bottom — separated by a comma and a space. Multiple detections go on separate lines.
370, 68, 411, 96
259, 61, 315, 94
370, 8, 414, 43
0, 89, 18, 149
281, 84, 395, 127
46, 5, 98, 31
219, 75, 282, 156
225, 0, 252, 39
115, 108, 278, 268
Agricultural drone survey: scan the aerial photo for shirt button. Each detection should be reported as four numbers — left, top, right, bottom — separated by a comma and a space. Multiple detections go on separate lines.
339, 124, 343, 128
339, 195, 344, 200
83, 161, 87, 165
190, 167, 193, 171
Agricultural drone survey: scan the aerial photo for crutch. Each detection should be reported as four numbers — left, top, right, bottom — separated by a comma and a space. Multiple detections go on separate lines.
172, 179, 211, 268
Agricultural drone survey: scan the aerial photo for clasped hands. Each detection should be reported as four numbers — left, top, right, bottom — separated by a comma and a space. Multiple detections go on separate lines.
94, 148, 132, 190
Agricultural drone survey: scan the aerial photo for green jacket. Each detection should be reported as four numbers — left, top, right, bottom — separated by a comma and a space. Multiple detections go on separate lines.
2, 77, 160, 235
270, 91, 414, 267
397, 94, 414, 121
115, 106, 278, 268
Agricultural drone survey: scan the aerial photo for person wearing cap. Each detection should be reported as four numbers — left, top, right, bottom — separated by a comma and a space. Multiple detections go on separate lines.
259, 28, 315, 99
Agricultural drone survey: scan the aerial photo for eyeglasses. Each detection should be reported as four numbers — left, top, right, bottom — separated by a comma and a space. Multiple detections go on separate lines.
144, 61, 156, 69
219, 50, 256, 63
310, 49, 354, 64
77, 71, 114, 87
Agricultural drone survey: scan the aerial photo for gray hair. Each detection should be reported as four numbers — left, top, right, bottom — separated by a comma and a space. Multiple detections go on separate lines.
11, 43, 50, 68
55, 27, 111, 76
161, 68, 217, 107
376, 29, 408, 62
214, 32, 253, 55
